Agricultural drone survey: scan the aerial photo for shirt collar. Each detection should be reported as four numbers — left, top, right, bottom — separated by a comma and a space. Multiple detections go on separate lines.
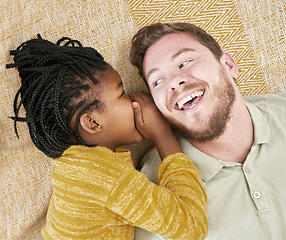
178, 136, 223, 182
177, 101, 271, 183
245, 101, 271, 146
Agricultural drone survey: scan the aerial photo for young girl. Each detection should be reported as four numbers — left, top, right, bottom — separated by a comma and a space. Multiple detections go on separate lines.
7, 35, 208, 240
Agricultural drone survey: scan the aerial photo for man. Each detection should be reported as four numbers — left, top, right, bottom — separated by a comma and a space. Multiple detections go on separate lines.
130, 22, 286, 240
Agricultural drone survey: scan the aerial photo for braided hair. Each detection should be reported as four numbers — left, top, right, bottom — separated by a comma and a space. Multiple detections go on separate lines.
7, 34, 109, 158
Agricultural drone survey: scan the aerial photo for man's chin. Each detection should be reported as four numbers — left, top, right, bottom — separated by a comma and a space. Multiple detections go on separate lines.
176, 128, 216, 143
171, 119, 226, 143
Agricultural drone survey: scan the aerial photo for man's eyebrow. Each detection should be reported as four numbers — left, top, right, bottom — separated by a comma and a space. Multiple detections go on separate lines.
146, 68, 159, 81
171, 47, 196, 59
146, 48, 196, 81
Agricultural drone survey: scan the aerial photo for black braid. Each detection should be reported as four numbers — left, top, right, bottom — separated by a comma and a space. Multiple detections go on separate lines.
7, 34, 109, 158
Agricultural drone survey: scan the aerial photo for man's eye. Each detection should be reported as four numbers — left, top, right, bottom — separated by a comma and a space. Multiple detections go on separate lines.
179, 60, 191, 69
153, 78, 163, 87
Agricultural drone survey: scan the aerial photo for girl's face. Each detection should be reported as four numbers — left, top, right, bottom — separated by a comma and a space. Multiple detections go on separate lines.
95, 67, 143, 150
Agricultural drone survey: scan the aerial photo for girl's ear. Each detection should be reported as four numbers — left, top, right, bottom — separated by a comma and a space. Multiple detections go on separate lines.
221, 52, 238, 79
80, 113, 103, 134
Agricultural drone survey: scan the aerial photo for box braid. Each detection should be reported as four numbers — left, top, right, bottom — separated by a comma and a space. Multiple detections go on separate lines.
7, 34, 109, 158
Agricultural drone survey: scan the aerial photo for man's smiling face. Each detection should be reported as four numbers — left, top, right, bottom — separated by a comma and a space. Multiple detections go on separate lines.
143, 32, 238, 142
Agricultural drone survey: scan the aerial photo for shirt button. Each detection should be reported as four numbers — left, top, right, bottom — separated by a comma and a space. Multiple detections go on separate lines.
253, 191, 261, 199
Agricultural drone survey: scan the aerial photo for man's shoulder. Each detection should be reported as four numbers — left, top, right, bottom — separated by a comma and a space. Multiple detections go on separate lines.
244, 92, 286, 125
244, 91, 286, 104
140, 147, 161, 183
244, 92, 286, 112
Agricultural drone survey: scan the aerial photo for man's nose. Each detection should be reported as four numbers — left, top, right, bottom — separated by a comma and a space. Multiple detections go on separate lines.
169, 77, 186, 92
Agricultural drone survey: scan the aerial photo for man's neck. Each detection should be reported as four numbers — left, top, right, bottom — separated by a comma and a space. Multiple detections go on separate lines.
188, 100, 253, 164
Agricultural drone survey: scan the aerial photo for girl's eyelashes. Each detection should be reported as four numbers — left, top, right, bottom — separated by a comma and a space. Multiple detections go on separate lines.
179, 59, 192, 69
120, 90, 125, 97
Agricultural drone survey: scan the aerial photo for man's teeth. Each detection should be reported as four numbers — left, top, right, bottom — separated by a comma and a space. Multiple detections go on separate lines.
177, 91, 204, 110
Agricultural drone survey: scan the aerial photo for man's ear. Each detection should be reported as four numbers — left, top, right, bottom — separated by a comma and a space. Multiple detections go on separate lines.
222, 52, 238, 79
79, 113, 103, 134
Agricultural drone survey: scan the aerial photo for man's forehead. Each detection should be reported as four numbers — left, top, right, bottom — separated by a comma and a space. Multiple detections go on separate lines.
145, 32, 201, 60
143, 33, 200, 76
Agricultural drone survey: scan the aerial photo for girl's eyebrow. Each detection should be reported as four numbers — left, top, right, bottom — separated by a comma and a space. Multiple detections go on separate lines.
117, 81, 123, 89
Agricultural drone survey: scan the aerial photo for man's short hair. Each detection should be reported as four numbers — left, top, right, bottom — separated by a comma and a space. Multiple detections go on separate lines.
130, 22, 223, 81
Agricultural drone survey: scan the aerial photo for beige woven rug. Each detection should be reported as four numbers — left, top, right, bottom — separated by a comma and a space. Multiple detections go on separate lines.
0, 0, 285, 239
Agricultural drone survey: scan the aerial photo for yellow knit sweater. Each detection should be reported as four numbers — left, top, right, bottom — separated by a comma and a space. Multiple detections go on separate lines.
41, 145, 208, 239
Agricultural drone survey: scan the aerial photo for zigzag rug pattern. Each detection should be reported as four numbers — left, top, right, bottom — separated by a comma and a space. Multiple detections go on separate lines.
124, 0, 268, 96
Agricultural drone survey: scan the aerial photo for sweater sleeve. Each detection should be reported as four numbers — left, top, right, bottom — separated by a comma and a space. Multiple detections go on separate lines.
106, 152, 208, 240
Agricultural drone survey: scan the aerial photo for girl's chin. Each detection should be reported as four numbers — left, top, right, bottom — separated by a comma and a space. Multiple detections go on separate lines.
135, 134, 144, 143
132, 133, 144, 144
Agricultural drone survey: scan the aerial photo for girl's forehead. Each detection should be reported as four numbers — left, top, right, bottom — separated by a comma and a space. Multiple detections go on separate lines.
101, 67, 122, 85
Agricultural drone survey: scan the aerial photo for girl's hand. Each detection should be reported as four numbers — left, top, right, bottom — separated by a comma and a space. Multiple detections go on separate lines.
130, 92, 183, 159
130, 92, 172, 141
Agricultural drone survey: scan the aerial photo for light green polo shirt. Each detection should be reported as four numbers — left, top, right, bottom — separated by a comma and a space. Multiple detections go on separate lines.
136, 92, 286, 240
